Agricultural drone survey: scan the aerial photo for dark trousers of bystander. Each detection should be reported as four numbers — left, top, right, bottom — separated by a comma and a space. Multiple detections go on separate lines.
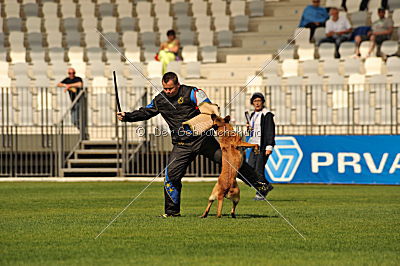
305, 22, 326, 41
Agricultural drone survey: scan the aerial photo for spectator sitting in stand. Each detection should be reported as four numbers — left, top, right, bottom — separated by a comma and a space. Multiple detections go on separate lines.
353, 8, 393, 57
299, 0, 330, 41
318, 7, 352, 58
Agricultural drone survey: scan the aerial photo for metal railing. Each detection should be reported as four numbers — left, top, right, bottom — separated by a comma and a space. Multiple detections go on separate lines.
1, 82, 399, 177
56, 88, 88, 176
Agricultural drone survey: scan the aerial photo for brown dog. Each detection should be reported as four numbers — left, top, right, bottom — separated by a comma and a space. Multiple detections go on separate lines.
201, 114, 259, 218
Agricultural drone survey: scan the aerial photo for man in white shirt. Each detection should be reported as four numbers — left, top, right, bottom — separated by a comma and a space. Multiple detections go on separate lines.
318, 7, 352, 58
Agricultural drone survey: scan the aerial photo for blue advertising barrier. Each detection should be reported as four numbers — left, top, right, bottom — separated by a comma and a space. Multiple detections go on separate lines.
248, 135, 400, 185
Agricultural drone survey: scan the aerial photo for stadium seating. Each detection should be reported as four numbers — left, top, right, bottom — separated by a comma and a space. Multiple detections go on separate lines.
0, 0, 398, 132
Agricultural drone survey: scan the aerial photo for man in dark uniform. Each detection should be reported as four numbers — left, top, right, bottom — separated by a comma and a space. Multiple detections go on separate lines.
117, 72, 272, 217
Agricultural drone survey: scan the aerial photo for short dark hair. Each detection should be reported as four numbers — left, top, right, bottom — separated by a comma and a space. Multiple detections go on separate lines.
167, 29, 176, 37
162, 72, 179, 85
250, 92, 265, 105
378, 7, 385, 12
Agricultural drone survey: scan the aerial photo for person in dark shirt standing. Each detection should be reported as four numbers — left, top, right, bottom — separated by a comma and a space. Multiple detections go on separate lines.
57, 68, 84, 130
117, 72, 272, 217
247, 93, 275, 201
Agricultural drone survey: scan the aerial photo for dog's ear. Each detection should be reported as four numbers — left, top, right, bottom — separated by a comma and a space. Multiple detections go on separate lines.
211, 114, 217, 121
224, 115, 231, 123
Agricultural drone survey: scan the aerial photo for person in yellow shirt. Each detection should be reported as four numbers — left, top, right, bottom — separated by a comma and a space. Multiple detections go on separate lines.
158, 30, 180, 74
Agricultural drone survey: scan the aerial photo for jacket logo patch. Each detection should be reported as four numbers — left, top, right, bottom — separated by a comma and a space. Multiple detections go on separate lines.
177, 97, 184, 104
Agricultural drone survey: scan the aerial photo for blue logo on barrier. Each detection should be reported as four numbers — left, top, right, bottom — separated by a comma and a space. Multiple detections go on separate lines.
266, 137, 303, 182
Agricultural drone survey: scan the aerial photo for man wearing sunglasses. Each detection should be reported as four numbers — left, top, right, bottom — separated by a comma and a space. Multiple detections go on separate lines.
57, 68, 84, 129
117, 72, 272, 217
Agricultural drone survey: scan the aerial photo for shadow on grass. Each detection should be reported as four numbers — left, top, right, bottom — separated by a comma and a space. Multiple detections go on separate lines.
185, 213, 279, 219
266, 199, 307, 202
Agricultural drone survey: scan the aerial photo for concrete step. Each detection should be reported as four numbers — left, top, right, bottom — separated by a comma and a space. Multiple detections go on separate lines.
233, 33, 291, 51
226, 54, 273, 65
75, 149, 129, 159
264, 2, 304, 18
81, 140, 139, 149
62, 168, 119, 173
61, 167, 120, 177
250, 18, 299, 35
200, 63, 260, 80
68, 158, 124, 168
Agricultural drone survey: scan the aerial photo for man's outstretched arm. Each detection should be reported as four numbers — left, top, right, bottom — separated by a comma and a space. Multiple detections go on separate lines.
117, 100, 159, 122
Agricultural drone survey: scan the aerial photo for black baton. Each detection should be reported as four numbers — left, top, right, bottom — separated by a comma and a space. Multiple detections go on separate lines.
113, 71, 122, 112
245, 111, 251, 124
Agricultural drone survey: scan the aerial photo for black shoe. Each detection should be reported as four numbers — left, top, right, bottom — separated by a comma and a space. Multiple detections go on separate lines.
253, 193, 265, 201
255, 182, 274, 198
159, 213, 181, 218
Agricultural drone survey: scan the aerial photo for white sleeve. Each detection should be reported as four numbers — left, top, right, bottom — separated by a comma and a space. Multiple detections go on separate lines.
325, 20, 332, 33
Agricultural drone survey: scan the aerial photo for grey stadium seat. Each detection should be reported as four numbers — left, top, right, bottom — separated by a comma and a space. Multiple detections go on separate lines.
173, 2, 189, 17
176, 16, 193, 31
248, 1, 264, 17
64, 33, 82, 47
6, 17, 23, 32
30, 48, 46, 63
233, 15, 249, 32
179, 30, 195, 46
217, 30, 233, 47
63, 17, 81, 32
0, 33, 5, 48
22, 3, 39, 17
102, 32, 120, 48
119, 17, 137, 32
140, 32, 157, 47
201, 46, 217, 63
98, 3, 115, 17
27, 33, 44, 48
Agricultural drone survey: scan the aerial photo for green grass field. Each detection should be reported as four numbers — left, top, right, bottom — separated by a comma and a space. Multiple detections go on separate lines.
1, 182, 399, 265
